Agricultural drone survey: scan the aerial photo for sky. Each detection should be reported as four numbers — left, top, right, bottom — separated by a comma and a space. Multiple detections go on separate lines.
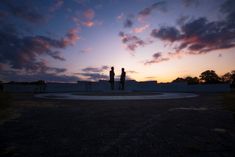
0, 0, 235, 82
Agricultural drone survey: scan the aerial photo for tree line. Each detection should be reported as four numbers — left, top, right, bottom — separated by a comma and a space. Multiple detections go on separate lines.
172, 70, 235, 87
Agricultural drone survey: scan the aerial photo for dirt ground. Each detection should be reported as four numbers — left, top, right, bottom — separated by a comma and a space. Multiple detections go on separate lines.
0, 93, 235, 157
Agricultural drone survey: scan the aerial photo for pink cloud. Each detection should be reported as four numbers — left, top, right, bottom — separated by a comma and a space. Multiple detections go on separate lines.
132, 24, 149, 33
116, 13, 124, 20
82, 21, 95, 27
62, 28, 80, 46
83, 9, 95, 20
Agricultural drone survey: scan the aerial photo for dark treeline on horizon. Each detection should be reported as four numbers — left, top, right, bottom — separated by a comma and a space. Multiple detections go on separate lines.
1, 70, 235, 87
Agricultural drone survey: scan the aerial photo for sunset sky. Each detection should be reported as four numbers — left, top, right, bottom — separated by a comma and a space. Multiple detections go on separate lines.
0, 0, 235, 82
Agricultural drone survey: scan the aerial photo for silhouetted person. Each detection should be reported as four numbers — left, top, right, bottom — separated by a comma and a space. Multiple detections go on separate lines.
109, 67, 115, 90
120, 68, 126, 90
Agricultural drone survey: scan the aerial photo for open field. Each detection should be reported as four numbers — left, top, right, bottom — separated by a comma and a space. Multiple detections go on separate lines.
222, 92, 235, 113
0, 92, 235, 157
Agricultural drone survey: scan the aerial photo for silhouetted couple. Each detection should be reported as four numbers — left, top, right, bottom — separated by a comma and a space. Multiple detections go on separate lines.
109, 67, 126, 90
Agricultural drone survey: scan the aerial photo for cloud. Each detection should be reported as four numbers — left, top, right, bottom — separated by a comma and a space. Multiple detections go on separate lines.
0, 25, 79, 74
82, 66, 109, 73
151, 17, 235, 54
145, 52, 169, 65
151, 26, 181, 42
0, 10, 8, 18
182, 0, 199, 7
63, 28, 80, 46
82, 21, 95, 27
73, 9, 96, 28
80, 48, 92, 53
77, 73, 109, 81
138, 1, 167, 17
1, 0, 45, 23
116, 13, 124, 20
147, 1, 235, 64
119, 31, 147, 51
49, 0, 64, 12
76, 65, 110, 81
83, 9, 95, 20
123, 19, 133, 28
132, 24, 149, 33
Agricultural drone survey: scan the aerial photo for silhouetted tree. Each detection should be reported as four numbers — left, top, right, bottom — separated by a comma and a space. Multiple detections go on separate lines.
172, 76, 199, 84
185, 76, 200, 84
221, 72, 232, 83
200, 70, 221, 84
172, 77, 186, 83
230, 70, 235, 88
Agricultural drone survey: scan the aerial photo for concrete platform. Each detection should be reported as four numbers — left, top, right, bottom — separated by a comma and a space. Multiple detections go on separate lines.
35, 92, 198, 100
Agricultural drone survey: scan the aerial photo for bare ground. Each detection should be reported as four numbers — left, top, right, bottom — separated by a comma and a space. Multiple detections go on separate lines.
0, 93, 234, 157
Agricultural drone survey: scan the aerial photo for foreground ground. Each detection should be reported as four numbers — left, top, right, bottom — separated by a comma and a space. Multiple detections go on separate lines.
0, 93, 235, 157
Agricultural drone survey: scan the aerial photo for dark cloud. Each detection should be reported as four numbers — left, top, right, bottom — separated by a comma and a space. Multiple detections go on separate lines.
138, 1, 166, 17
220, 0, 235, 28
49, 0, 64, 12
148, 1, 235, 64
77, 73, 109, 81
82, 66, 109, 73
124, 19, 133, 28
0, 24, 80, 79
182, 0, 199, 7
0, 10, 8, 18
145, 52, 169, 65
151, 8, 235, 54
77, 65, 110, 81
1, 0, 45, 23
119, 31, 146, 51
151, 27, 181, 42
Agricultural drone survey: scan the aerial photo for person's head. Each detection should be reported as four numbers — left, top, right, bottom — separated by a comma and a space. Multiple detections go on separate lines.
111, 67, 114, 70
122, 68, 125, 72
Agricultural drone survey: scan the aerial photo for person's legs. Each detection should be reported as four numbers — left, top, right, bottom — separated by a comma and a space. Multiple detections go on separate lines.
110, 82, 114, 90
121, 82, 125, 90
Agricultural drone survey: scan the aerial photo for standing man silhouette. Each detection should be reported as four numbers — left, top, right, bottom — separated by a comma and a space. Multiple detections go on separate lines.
109, 67, 115, 90
120, 68, 126, 90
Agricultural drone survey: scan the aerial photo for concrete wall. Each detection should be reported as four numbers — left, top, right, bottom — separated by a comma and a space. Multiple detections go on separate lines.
2, 81, 231, 93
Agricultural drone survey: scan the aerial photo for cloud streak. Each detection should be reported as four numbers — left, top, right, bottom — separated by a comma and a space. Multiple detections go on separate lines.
145, 52, 169, 65
132, 24, 149, 33
138, 1, 166, 17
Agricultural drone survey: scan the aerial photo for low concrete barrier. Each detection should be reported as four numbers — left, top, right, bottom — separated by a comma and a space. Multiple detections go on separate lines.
3, 81, 231, 93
